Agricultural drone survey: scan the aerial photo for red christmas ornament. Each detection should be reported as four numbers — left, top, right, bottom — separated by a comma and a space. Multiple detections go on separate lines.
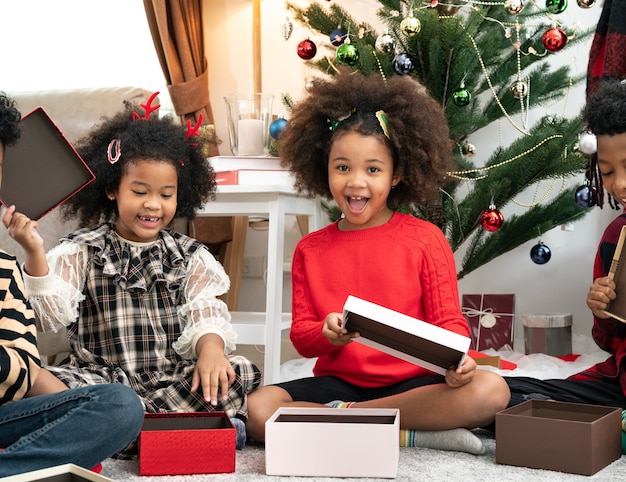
542, 27, 568, 52
480, 204, 504, 232
297, 39, 317, 60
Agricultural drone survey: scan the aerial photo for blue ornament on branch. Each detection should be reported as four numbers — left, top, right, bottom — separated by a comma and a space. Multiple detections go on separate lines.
574, 184, 597, 208
330, 28, 346, 46
270, 117, 288, 140
392, 53, 415, 75
530, 241, 551, 264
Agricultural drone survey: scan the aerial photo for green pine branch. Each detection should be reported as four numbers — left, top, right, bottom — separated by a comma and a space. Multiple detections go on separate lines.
285, 1, 597, 279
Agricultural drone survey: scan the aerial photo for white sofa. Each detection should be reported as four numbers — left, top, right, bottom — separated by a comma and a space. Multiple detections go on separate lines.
2, 87, 153, 361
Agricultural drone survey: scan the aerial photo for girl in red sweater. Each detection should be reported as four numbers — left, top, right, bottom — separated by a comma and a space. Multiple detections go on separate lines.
246, 72, 510, 454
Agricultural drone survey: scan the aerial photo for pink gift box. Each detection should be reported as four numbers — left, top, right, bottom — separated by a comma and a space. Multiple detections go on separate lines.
462, 294, 515, 351
265, 407, 399, 478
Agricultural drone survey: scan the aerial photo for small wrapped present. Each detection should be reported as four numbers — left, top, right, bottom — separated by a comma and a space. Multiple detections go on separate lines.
462, 294, 515, 351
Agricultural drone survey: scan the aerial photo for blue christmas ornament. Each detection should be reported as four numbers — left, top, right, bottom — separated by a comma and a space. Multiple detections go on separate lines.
270, 117, 288, 140
392, 53, 416, 75
574, 184, 597, 208
530, 241, 551, 265
329, 28, 346, 47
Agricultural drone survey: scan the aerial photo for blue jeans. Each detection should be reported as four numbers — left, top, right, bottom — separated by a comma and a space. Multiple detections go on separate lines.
0, 384, 144, 477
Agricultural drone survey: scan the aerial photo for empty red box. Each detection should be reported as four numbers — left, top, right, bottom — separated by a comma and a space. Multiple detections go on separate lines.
139, 412, 235, 476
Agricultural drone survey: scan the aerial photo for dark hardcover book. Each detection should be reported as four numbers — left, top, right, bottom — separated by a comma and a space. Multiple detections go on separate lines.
0, 107, 95, 220
603, 225, 626, 323
342, 295, 471, 375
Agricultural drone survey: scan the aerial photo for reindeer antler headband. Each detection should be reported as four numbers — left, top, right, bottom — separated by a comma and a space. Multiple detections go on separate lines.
107, 92, 203, 164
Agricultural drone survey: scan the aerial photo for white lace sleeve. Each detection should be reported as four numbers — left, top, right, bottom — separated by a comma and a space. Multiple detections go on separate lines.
172, 247, 237, 359
23, 242, 87, 333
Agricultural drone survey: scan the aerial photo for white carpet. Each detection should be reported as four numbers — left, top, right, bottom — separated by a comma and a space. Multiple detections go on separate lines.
98, 335, 626, 481
101, 438, 626, 482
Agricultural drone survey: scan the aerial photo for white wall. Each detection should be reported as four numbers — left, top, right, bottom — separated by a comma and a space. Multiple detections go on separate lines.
0, 0, 609, 353
204, 0, 609, 351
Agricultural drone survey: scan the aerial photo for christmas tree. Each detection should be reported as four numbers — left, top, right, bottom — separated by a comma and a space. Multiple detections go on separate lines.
283, 0, 598, 279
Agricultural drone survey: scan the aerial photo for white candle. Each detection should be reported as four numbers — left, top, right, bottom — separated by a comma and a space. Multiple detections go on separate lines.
237, 118, 264, 156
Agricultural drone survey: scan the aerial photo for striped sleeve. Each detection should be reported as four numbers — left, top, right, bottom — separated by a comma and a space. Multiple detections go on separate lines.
0, 250, 41, 404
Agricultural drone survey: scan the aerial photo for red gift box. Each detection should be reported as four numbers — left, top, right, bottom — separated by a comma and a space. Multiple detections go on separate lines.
139, 412, 235, 476
462, 294, 515, 351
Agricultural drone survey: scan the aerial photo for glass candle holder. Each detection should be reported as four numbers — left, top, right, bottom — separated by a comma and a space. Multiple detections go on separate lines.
224, 93, 273, 156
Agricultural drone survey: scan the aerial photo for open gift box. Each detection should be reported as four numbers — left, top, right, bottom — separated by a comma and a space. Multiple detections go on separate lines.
496, 400, 621, 476
0, 464, 114, 482
0, 107, 95, 220
265, 407, 399, 478
138, 412, 235, 476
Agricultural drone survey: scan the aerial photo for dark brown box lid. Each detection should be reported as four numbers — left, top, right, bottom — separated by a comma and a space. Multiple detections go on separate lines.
342, 295, 470, 375
0, 107, 95, 220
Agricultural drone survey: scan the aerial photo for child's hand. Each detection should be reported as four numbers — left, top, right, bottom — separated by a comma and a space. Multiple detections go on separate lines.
322, 312, 358, 346
2, 205, 43, 253
445, 355, 476, 388
587, 276, 616, 319
191, 335, 235, 406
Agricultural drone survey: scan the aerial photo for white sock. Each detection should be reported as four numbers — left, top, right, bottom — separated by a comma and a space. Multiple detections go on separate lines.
400, 428, 485, 455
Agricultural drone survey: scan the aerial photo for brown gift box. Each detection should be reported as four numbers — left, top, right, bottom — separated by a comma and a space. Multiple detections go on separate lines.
138, 412, 235, 476
496, 400, 621, 476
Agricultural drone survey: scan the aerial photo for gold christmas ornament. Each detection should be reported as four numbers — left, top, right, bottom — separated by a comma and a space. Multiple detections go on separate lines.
400, 16, 421, 37
503, 0, 525, 14
461, 142, 477, 157
510, 80, 528, 99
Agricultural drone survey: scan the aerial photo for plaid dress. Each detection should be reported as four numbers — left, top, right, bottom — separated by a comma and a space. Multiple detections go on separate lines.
25, 224, 262, 419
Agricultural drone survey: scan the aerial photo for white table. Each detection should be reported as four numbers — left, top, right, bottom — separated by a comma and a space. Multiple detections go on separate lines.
196, 184, 323, 384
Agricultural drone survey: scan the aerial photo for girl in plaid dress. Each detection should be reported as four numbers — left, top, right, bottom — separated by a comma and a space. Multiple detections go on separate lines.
4, 94, 262, 453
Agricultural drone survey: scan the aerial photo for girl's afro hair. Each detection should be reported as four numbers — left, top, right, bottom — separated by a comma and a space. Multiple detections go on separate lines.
63, 100, 215, 227
278, 70, 454, 208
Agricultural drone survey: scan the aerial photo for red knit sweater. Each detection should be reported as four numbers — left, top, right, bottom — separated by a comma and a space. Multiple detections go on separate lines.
290, 212, 469, 388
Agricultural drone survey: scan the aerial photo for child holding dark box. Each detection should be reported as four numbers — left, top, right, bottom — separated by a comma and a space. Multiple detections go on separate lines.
0, 92, 144, 477
246, 72, 510, 454
505, 80, 626, 410
4, 93, 262, 454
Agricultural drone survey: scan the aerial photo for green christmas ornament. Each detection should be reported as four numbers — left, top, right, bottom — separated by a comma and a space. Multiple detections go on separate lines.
452, 86, 472, 107
546, 0, 568, 13
336, 43, 359, 66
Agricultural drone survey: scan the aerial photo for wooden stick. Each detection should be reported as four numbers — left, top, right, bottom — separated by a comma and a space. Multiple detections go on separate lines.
252, 0, 262, 93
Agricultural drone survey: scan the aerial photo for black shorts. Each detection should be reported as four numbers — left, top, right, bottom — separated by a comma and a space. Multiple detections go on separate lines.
505, 376, 626, 409
275, 374, 446, 404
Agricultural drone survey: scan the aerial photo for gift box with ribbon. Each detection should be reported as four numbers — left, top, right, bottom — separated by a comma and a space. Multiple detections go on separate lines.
462, 294, 515, 351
